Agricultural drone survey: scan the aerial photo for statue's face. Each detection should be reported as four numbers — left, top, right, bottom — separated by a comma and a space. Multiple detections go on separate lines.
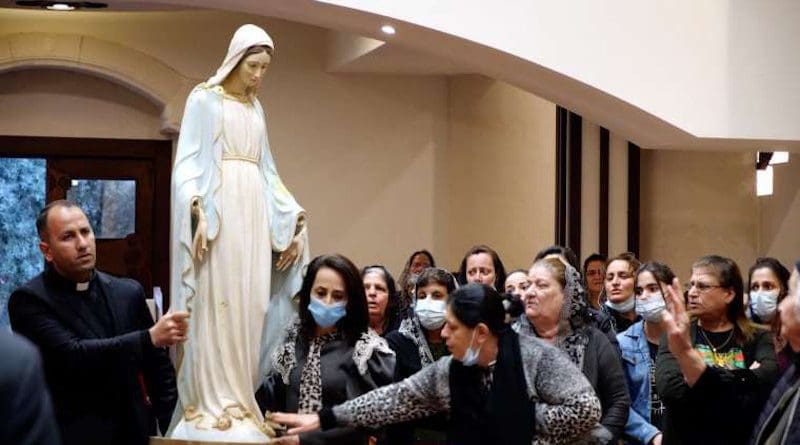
234, 50, 271, 90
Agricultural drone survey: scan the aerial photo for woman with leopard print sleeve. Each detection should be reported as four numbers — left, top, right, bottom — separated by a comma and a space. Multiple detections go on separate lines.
272, 283, 602, 445
256, 254, 396, 445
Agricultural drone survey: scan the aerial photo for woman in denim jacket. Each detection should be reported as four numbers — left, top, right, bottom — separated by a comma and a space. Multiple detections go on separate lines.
618, 262, 675, 445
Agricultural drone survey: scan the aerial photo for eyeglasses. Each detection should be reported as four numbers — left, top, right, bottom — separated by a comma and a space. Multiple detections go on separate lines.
685, 281, 725, 293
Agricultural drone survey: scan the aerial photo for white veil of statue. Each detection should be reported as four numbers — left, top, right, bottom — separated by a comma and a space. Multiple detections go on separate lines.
167, 23, 309, 442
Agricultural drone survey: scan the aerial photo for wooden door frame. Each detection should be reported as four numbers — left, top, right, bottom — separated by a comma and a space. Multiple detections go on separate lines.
0, 135, 173, 305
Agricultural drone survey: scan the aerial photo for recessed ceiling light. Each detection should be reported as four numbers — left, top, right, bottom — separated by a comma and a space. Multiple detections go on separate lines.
381, 25, 396, 35
16, 1, 108, 10
47, 3, 74, 10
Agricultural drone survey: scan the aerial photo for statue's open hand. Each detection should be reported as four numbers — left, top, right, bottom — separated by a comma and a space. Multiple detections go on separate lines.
192, 218, 208, 262
276, 233, 303, 272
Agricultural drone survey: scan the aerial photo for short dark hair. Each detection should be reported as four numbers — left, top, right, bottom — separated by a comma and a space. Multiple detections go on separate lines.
635, 261, 677, 291
447, 283, 523, 335
361, 264, 400, 332
583, 253, 607, 273
535, 245, 580, 271
36, 199, 81, 240
298, 254, 369, 345
457, 245, 507, 290
416, 267, 458, 294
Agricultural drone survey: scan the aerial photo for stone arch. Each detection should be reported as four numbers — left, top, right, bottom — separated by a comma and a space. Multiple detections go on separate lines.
0, 32, 199, 135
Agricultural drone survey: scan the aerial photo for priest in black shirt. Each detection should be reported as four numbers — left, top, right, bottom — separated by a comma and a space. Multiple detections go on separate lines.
8, 200, 189, 445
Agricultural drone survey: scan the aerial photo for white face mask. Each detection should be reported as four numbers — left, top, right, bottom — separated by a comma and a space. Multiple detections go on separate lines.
635, 292, 667, 323
458, 329, 482, 367
605, 296, 635, 313
415, 298, 447, 330
749, 290, 779, 322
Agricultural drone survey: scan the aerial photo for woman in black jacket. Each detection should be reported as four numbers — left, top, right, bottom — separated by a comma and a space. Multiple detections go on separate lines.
383, 267, 457, 445
656, 255, 779, 445
271, 283, 603, 445
516, 256, 631, 444
749, 260, 800, 445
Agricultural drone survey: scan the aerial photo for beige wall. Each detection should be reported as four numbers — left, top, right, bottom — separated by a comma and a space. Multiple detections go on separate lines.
758, 159, 800, 269
639, 150, 758, 276
0, 10, 559, 276
0, 11, 449, 275
8, 10, 790, 281
442, 75, 555, 272
0, 69, 165, 140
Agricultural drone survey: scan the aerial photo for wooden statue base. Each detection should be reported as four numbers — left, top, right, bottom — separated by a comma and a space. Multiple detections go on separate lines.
150, 438, 270, 445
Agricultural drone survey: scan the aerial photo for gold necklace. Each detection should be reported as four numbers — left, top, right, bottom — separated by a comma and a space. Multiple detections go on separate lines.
698, 327, 734, 366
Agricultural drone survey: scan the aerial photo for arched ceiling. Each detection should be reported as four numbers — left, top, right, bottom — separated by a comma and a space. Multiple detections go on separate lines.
3, 0, 799, 151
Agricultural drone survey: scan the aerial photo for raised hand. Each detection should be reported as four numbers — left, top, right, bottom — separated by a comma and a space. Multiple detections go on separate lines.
660, 278, 692, 355
660, 277, 706, 386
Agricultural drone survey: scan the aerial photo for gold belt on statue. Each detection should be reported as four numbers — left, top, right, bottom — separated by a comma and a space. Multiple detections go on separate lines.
222, 154, 260, 165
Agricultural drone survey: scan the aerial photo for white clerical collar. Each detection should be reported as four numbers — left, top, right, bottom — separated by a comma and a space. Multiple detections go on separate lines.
76, 281, 90, 291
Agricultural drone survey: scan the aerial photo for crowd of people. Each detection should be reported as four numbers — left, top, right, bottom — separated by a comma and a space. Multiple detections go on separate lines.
271, 245, 800, 445
4, 200, 800, 445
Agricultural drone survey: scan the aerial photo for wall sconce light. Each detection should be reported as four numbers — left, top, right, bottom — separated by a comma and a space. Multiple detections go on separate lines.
755, 151, 789, 197
756, 166, 773, 197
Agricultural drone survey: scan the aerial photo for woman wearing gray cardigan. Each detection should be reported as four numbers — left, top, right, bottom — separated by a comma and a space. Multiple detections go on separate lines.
271, 283, 603, 445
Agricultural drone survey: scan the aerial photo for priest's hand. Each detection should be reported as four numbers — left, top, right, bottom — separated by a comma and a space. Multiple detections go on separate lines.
149, 311, 190, 348
269, 412, 320, 435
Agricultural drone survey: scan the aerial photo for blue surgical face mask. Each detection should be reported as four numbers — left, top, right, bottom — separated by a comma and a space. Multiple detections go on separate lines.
308, 297, 347, 328
635, 292, 667, 323
458, 329, 482, 367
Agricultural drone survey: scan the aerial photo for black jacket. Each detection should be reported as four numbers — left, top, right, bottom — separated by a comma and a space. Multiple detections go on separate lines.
655, 323, 779, 445
383, 330, 449, 445
750, 359, 800, 445
0, 331, 61, 445
8, 268, 177, 445
582, 326, 631, 442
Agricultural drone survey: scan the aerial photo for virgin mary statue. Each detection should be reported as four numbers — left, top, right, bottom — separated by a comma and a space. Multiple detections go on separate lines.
167, 24, 309, 442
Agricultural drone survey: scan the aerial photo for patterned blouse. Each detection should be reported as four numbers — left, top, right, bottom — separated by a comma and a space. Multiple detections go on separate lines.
330, 334, 603, 445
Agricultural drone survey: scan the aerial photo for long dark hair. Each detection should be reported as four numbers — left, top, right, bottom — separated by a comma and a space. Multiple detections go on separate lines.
635, 261, 677, 295
747, 257, 791, 330
447, 283, 523, 335
398, 250, 436, 306
361, 264, 401, 333
298, 254, 369, 345
692, 255, 755, 344
457, 245, 507, 291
